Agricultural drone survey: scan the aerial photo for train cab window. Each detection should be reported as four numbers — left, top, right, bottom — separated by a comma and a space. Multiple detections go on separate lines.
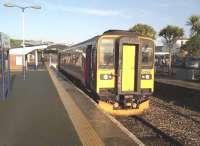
142, 43, 154, 67
99, 39, 114, 69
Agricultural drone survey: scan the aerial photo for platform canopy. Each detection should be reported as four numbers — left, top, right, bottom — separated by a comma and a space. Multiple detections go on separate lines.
9, 45, 48, 55
9, 43, 68, 55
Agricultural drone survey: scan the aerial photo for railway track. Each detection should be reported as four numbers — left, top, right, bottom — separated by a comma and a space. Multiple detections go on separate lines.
133, 116, 184, 146
117, 97, 200, 146
117, 115, 185, 146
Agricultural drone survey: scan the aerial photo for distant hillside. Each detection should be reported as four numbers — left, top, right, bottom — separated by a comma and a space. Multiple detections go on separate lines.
10, 39, 22, 48
10, 39, 54, 48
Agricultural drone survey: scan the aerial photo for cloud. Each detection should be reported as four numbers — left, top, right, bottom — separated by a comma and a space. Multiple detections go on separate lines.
58, 6, 132, 18
28, 0, 132, 18
62, 7, 120, 16
52, 5, 130, 18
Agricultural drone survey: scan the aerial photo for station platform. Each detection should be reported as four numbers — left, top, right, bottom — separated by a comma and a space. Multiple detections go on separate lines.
155, 75, 200, 91
0, 67, 143, 146
155, 75, 200, 112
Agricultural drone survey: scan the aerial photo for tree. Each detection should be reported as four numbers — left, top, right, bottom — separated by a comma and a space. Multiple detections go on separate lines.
181, 15, 200, 56
130, 23, 156, 39
159, 25, 184, 75
10, 39, 22, 48
186, 15, 200, 36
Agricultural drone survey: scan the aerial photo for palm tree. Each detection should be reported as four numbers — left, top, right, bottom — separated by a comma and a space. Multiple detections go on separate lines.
186, 15, 200, 36
159, 25, 184, 75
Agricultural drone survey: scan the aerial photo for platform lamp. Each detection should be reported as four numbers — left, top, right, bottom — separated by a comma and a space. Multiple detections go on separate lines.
4, 3, 41, 80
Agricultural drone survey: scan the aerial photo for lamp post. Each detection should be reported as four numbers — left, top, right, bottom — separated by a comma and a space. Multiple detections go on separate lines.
4, 3, 41, 80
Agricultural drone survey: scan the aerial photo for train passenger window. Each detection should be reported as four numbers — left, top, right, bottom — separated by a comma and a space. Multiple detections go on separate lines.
142, 44, 154, 67
99, 39, 114, 68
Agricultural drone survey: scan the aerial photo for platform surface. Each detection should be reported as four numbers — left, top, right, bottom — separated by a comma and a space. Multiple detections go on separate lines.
155, 75, 200, 91
0, 70, 82, 146
0, 68, 143, 146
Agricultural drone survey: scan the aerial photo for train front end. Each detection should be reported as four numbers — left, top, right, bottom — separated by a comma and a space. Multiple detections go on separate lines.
96, 32, 154, 116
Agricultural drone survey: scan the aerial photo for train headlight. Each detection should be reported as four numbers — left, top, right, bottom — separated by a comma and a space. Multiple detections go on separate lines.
141, 74, 152, 80
132, 103, 137, 108
100, 74, 113, 80
146, 74, 150, 79
113, 102, 119, 108
103, 74, 109, 80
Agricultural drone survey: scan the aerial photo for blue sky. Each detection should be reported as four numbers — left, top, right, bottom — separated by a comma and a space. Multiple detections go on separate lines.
0, 0, 200, 44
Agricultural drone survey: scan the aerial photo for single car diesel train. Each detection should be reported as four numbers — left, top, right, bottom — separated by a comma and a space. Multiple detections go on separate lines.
58, 30, 155, 116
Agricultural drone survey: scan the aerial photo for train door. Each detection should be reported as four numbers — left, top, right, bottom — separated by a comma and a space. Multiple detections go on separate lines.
116, 37, 140, 94
85, 45, 92, 88
122, 44, 136, 92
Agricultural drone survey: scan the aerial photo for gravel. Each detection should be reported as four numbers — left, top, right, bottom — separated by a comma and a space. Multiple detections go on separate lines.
117, 97, 200, 146
146, 97, 200, 146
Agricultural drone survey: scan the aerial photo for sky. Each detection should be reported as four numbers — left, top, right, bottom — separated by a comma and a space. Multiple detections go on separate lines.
0, 0, 200, 44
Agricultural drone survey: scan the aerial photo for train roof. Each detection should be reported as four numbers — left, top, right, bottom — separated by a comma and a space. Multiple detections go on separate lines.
103, 30, 155, 41
103, 29, 140, 36
71, 36, 99, 47
60, 36, 99, 52
60, 30, 154, 53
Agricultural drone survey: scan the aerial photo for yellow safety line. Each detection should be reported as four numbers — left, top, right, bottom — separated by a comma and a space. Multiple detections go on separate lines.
47, 67, 105, 146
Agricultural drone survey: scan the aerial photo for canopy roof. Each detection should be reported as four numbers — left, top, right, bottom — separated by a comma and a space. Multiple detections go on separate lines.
9, 43, 68, 55
9, 45, 48, 55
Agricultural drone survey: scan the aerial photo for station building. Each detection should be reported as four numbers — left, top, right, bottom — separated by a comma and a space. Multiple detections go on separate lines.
9, 45, 47, 71
8, 44, 67, 71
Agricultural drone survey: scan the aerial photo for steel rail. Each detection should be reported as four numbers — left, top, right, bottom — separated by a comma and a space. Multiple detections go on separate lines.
133, 116, 184, 146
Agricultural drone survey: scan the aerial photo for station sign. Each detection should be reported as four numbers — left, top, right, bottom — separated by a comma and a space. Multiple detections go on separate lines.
0, 32, 10, 51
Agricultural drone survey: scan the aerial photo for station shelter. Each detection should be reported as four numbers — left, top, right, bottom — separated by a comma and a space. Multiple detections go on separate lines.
8, 44, 67, 71
9, 45, 48, 71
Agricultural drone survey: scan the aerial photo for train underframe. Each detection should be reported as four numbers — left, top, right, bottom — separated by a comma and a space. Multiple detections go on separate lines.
98, 91, 150, 116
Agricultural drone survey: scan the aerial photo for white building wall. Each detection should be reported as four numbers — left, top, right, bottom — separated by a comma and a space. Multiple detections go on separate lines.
173, 39, 188, 53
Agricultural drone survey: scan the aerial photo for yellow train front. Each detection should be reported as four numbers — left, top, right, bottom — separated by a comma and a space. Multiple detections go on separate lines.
59, 30, 154, 116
